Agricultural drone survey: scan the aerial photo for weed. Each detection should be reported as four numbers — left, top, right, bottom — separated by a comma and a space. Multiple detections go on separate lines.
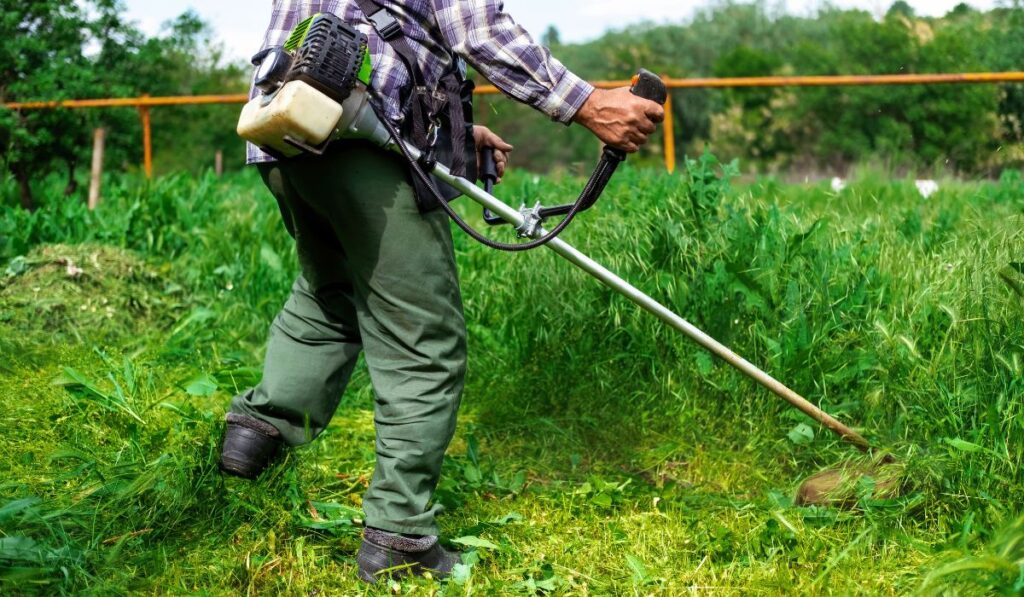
1, 163, 1022, 593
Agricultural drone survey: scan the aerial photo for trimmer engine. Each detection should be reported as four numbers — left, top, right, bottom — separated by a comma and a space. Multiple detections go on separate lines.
279, 12, 372, 103
237, 13, 382, 158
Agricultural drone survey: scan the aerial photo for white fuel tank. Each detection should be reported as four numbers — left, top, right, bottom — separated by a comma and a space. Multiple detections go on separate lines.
237, 80, 343, 157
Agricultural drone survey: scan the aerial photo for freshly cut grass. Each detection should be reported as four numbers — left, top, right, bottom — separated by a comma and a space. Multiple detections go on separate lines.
1, 244, 177, 344
0, 161, 1022, 594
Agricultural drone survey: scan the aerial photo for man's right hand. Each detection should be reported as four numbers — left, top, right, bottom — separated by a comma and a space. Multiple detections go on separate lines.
573, 87, 666, 153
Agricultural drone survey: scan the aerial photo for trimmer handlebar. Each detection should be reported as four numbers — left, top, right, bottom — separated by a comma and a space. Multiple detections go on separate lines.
482, 69, 668, 226
605, 68, 669, 162
480, 145, 499, 194
629, 68, 669, 104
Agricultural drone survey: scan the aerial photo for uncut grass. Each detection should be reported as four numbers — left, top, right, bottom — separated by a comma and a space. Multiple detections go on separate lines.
0, 162, 1022, 594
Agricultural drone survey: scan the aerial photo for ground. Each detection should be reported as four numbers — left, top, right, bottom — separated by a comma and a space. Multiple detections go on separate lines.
1, 159, 1022, 594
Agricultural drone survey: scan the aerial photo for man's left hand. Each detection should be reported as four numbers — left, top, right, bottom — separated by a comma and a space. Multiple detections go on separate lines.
473, 125, 513, 183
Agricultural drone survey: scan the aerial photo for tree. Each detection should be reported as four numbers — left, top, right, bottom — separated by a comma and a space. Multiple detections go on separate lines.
113, 12, 249, 174
887, 1, 915, 19
541, 25, 561, 48
0, 4, 251, 209
985, 3, 1024, 169
0, 0, 137, 210
948, 3, 976, 18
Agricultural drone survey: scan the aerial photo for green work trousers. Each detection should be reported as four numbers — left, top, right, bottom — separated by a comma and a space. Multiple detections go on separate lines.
230, 141, 467, 536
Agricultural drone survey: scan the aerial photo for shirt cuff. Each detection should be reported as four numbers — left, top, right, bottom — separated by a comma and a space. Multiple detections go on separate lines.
537, 69, 595, 125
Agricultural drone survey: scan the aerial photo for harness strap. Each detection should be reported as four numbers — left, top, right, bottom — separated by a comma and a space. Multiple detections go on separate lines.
442, 76, 466, 176
352, 1, 434, 111
351, 0, 470, 178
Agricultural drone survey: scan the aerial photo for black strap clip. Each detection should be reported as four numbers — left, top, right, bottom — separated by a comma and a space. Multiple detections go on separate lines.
368, 9, 402, 40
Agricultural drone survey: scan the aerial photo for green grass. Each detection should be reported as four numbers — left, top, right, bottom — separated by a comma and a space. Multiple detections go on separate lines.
1, 158, 1022, 594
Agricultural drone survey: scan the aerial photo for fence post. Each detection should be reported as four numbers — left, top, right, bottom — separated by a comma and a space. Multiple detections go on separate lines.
662, 75, 676, 174
139, 94, 153, 178
88, 127, 106, 210
215, 150, 224, 176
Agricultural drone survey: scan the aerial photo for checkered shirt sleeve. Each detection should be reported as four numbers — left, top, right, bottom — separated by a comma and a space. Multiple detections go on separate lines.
432, 0, 594, 124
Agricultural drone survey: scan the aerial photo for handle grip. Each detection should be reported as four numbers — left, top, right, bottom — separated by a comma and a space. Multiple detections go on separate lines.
605, 70, 668, 162
480, 147, 504, 224
480, 146, 498, 194
630, 68, 668, 105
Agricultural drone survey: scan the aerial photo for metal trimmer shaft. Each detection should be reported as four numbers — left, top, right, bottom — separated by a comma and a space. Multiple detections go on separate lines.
408, 147, 873, 453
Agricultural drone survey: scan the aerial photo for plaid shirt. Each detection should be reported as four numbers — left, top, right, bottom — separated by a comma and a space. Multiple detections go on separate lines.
246, 0, 595, 163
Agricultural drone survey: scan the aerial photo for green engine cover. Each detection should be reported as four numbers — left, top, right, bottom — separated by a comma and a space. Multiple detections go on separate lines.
282, 13, 372, 103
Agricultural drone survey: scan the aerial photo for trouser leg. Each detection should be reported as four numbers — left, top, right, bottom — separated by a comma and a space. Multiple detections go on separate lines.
231, 276, 363, 446
282, 142, 467, 535
230, 164, 363, 446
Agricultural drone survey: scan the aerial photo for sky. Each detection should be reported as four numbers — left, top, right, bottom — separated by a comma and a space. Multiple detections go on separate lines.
122, 0, 1003, 63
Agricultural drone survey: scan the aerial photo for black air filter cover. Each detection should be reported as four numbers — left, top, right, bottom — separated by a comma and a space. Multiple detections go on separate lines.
286, 13, 368, 103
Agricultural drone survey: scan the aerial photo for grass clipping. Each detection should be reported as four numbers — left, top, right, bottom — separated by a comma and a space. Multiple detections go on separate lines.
0, 244, 178, 343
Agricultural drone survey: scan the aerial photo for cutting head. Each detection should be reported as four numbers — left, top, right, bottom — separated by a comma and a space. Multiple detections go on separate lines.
795, 457, 904, 508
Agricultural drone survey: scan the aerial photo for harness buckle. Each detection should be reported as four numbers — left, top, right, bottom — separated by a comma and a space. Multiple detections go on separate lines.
367, 9, 402, 40
425, 122, 440, 148
419, 119, 442, 173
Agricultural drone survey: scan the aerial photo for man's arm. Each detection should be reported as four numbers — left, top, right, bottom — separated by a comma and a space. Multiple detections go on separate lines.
432, 0, 663, 152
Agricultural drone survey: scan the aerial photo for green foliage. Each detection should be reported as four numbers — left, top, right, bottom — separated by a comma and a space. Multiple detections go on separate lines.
782, 10, 999, 173
887, 1, 916, 19
922, 515, 1024, 595
0, 4, 247, 210
119, 12, 248, 175
0, 0, 137, 209
2, 160, 1021, 592
484, 2, 1024, 175
5, 2, 1024, 189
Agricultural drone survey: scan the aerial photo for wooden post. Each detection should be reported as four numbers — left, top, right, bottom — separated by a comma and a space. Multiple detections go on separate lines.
662, 77, 676, 174
139, 94, 152, 178
88, 127, 105, 210
215, 150, 224, 177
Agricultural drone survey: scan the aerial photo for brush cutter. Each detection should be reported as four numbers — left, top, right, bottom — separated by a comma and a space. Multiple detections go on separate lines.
236, 13, 894, 505
407, 112, 900, 505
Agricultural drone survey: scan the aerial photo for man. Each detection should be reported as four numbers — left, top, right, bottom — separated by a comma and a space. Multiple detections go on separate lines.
219, 0, 664, 583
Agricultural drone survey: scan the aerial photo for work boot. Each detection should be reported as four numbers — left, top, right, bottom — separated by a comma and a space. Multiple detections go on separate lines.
356, 527, 461, 583
218, 412, 283, 479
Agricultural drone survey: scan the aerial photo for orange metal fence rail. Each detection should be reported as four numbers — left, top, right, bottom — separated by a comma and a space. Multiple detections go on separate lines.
473, 71, 1024, 94
5, 72, 1024, 177
3, 94, 250, 110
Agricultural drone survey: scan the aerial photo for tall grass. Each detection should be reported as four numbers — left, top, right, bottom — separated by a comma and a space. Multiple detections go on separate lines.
1, 160, 1022, 593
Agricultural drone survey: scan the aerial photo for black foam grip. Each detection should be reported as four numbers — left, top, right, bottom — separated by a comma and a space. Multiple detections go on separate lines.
629, 69, 668, 105
480, 146, 498, 193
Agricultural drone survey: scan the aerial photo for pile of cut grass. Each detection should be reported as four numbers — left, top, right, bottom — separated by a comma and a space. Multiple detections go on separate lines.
1, 244, 178, 345
1, 161, 1022, 594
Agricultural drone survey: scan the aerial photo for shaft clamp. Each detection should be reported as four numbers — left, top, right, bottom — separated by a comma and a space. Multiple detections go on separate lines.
516, 203, 545, 238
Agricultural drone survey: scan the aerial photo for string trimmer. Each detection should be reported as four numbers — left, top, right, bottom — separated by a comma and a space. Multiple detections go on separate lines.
236, 13, 896, 505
